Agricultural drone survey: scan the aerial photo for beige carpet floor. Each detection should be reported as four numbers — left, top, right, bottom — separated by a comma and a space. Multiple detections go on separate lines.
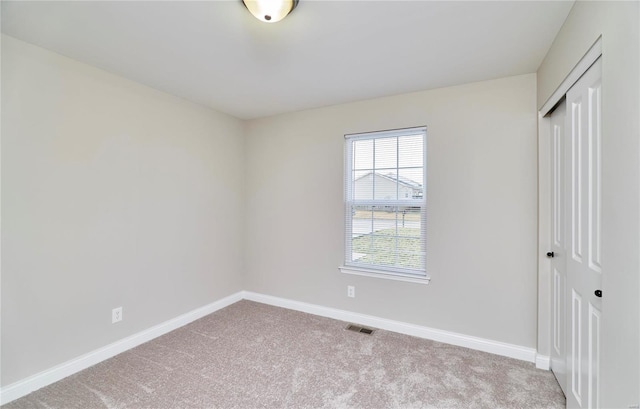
4, 300, 565, 409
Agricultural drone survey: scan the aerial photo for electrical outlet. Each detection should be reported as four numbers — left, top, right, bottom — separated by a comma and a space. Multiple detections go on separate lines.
347, 286, 355, 298
112, 307, 123, 323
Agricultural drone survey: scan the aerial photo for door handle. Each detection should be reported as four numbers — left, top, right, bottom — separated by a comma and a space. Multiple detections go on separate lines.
594, 290, 602, 298
546, 251, 555, 258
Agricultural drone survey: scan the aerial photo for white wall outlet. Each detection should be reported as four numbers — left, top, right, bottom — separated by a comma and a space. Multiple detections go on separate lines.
347, 285, 355, 298
112, 307, 123, 323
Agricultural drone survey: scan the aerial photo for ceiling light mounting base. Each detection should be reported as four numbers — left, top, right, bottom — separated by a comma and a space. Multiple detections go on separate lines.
242, 0, 299, 23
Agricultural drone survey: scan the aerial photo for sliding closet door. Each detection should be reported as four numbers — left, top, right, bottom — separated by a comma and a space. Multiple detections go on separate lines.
565, 58, 602, 409
549, 99, 567, 396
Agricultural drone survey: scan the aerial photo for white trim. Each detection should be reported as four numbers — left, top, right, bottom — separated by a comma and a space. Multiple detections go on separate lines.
536, 354, 551, 370
344, 127, 428, 278
2, 290, 547, 405
0, 291, 244, 405
345, 126, 426, 140
339, 265, 430, 284
243, 291, 537, 363
540, 36, 602, 116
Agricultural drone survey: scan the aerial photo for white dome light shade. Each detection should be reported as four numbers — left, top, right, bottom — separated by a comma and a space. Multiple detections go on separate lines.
242, 0, 299, 23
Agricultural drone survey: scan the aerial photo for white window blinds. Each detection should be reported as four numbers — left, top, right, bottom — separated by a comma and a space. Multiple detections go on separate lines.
344, 127, 427, 278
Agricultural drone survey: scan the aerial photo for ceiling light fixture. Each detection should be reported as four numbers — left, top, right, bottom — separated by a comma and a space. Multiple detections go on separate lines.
242, 0, 299, 23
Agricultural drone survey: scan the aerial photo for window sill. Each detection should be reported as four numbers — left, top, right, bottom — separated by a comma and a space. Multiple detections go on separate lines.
338, 266, 430, 285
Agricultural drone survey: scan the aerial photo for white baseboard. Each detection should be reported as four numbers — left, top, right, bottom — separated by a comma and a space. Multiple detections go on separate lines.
2, 290, 547, 405
242, 291, 538, 364
535, 354, 551, 370
0, 291, 244, 405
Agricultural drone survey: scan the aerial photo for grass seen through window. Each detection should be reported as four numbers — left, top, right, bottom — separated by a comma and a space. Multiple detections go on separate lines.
351, 209, 422, 269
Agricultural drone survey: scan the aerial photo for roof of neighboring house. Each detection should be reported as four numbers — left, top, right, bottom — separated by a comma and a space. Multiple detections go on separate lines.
354, 172, 422, 190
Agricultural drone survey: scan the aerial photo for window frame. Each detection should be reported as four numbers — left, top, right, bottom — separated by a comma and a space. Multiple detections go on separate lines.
340, 126, 429, 284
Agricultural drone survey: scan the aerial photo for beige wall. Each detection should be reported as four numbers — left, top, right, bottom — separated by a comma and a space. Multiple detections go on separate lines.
537, 1, 640, 406
1, 36, 245, 385
245, 74, 538, 348
10, 5, 636, 399
1, 35, 540, 392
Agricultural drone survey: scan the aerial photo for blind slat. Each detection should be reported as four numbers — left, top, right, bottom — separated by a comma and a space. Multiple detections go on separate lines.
344, 127, 427, 276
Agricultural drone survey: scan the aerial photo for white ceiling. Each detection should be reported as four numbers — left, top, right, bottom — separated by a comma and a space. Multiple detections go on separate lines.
2, 1, 574, 119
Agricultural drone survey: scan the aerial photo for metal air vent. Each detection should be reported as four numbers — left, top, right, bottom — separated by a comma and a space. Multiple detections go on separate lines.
346, 324, 375, 335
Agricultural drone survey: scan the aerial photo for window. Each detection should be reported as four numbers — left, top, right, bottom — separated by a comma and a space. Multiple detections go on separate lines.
341, 126, 428, 283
